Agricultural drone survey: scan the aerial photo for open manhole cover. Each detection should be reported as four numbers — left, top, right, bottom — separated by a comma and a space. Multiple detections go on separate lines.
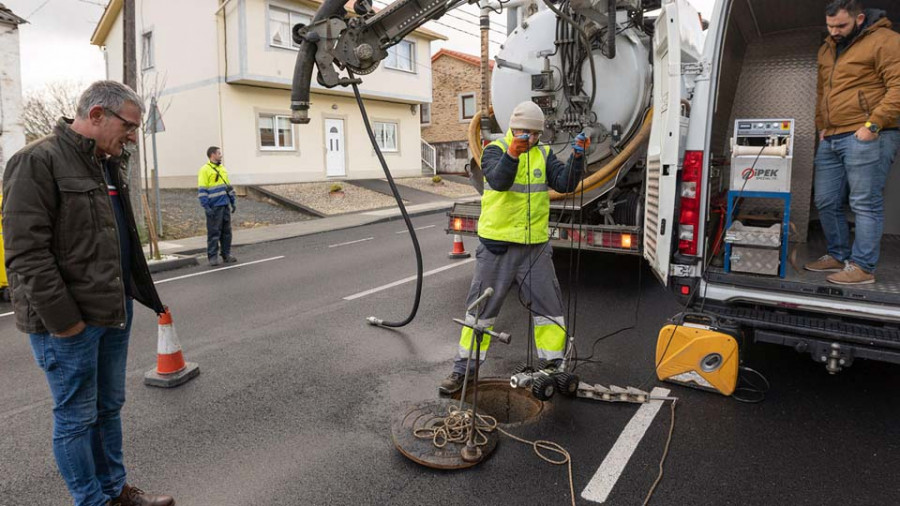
452, 378, 545, 426
391, 398, 499, 469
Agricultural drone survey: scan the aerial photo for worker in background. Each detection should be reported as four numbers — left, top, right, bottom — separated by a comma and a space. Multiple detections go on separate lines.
198, 146, 237, 267
439, 101, 589, 395
806, 0, 900, 284
2, 80, 174, 506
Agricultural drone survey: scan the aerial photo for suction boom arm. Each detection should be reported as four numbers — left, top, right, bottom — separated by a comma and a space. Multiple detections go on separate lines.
290, 0, 478, 124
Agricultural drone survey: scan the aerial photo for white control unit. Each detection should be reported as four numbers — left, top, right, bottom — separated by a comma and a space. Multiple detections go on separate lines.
730, 119, 794, 193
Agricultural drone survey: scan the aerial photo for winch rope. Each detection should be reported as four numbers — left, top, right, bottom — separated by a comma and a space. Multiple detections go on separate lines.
414, 406, 576, 506
413, 406, 498, 448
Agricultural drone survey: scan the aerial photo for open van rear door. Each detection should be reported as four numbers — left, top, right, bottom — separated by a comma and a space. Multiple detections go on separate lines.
644, 0, 704, 285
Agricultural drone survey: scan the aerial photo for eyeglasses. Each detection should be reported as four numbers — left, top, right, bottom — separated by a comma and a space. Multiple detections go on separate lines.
104, 108, 140, 133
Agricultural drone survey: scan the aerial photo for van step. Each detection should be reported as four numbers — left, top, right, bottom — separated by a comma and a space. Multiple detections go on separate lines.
701, 305, 900, 350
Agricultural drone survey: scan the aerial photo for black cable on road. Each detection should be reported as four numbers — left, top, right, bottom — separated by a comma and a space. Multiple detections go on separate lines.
350, 72, 424, 328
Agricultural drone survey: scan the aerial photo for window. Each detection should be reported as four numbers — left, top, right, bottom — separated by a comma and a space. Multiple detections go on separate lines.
420, 103, 431, 125
460, 93, 476, 120
385, 40, 415, 72
374, 121, 398, 152
141, 31, 154, 70
269, 5, 311, 49
258, 114, 295, 150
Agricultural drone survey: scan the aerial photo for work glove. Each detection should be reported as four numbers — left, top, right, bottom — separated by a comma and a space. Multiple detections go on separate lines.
573, 132, 590, 157
203, 206, 213, 217
230, 202, 237, 214
508, 135, 531, 159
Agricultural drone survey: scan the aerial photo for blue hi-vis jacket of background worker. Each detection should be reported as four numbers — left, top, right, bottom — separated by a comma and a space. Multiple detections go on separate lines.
478, 130, 584, 244
198, 161, 235, 209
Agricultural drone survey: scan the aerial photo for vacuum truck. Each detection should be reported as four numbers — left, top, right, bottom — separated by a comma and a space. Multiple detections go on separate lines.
448, 0, 663, 255
290, 0, 900, 378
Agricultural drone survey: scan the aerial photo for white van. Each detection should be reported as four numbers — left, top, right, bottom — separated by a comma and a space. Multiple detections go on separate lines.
648, 0, 900, 371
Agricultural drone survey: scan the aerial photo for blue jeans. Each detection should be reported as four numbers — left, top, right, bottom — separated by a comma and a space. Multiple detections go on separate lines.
29, 299, 133, 506
205, 205, 233, 259
813, 130, 900, 272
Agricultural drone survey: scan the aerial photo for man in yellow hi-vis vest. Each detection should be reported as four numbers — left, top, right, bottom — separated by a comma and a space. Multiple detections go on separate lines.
439, 101, 590, 395
198, 146, 237, 266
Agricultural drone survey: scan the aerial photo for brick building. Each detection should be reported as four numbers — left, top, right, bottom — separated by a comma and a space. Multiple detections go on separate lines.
421, 49, 492, 174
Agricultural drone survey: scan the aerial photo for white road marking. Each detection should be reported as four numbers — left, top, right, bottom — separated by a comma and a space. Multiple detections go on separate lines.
581, 387, 671, 504
395, 225, 436, 234
328, 237, 374, 248
0, 259, 285, 317
155, 256, 285, 284
343, 258, 476, 300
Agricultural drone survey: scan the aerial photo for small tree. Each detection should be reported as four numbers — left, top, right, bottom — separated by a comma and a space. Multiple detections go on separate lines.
22, 81, 82, 143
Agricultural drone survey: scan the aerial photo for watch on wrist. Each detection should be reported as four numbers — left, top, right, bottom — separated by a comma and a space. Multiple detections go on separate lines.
865, 121, 881, 134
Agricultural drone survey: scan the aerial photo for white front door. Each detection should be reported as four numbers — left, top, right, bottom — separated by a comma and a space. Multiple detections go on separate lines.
325, 119, 346, 177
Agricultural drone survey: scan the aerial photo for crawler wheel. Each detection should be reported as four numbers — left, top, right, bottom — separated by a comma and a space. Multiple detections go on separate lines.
513, 362, 535, 374
555, 372, 579, 397
532, 375, 555, 401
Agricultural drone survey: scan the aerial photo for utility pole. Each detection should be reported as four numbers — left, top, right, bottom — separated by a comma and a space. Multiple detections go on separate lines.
122, 0, 146, 240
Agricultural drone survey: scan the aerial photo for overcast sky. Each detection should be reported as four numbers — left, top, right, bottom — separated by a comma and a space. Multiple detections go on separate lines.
8, 0, 716, 94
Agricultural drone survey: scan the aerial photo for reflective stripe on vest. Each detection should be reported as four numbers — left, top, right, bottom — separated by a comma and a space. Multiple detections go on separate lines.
478, 131, 551, 244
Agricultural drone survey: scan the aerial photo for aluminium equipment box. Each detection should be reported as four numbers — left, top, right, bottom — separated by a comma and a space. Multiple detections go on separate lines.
725, 221, 782, 276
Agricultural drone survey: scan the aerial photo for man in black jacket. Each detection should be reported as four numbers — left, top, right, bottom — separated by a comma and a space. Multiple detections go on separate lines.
3, 81, 174, 506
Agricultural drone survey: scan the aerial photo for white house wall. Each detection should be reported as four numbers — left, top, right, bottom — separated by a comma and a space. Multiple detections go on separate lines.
97, 0, 434, 188
0, 22, 24, 170
154, 84, 422, 187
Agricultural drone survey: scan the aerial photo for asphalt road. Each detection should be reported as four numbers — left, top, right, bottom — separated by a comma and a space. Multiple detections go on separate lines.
1, 212, 899, 505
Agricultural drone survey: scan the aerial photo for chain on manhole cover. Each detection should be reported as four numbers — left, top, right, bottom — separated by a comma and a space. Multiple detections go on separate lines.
451, 378, 545, 426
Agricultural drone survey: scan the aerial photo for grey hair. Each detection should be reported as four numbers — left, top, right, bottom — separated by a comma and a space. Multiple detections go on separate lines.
75, 80, 145, 119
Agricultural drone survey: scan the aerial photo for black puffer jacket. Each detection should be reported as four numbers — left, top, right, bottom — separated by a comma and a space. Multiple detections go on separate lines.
2, 118, 165, 334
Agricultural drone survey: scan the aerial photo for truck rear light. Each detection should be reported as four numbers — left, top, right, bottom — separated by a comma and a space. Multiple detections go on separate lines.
452, 218, 463, 231
621, 234, 632, 249
680, 284, 691, 295
678, 151, 703, 256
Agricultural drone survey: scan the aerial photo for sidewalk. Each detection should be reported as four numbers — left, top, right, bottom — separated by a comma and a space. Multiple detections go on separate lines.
152, 197, 480, 257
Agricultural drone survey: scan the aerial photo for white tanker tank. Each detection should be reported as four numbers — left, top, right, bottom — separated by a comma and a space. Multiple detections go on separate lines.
453, 1, 658, 253
490, 3, 653, 165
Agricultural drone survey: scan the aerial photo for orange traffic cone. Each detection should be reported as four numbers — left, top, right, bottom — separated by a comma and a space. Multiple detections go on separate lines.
448, 234, 471, 259
144, 308, 200, 388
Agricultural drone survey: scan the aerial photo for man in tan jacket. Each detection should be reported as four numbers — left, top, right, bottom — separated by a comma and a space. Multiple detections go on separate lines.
806, 0, 900, 284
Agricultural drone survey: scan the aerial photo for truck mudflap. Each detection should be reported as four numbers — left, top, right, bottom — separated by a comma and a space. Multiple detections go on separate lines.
700, 303, 900, 372
446, 203, 642, 255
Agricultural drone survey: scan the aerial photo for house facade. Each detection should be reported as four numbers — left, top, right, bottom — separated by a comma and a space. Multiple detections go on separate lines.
0, 3, 25, 172
91, 0, 445, 187
421, 49, 491, 174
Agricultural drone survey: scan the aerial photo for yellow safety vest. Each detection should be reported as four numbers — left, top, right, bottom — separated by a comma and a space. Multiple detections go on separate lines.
478, 130, 551, 244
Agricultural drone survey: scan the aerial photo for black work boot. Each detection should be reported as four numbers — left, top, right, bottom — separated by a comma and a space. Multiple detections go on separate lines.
438, 372, 471, 395
222, 255, 238, 264
110, 484, 175, 506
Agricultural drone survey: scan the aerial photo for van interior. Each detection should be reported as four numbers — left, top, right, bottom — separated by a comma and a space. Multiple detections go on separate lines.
704, 0, 900, 304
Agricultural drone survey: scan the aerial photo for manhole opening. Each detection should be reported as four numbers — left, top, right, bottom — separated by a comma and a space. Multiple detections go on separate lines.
451, 378, 544, 425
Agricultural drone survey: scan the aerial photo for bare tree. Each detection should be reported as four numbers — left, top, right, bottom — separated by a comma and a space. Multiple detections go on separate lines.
22, 81, 83, 143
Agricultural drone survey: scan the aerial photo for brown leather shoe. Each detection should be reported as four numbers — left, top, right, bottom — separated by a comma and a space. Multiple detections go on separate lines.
827, 262, 875, 285
110, 484, 175, 506
804, 255, 844, 272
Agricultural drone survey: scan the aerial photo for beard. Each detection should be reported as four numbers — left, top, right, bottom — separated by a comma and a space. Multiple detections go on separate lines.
832, 20, 862, 45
